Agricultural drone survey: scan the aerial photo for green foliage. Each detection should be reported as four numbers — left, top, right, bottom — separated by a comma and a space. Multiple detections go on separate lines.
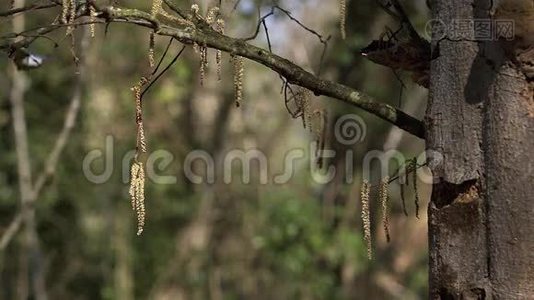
247, 189, 369, 298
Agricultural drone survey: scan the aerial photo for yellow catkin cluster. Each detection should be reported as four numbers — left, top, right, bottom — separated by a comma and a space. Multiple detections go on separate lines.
131, 77, 149, 153
62, 0, 75, 35
62, 0, 69, 24
148, 0, 162, 67
67, 0, 76, 35
199, 45, 208, 85
129, 76, 151, 235
191, 4, 200, 19
295, 87, 312, 130
151, 0, 163, 16
340, 0, 347, 40
361, 180, 372, 259
206, 7, 219, 25
89, 5, 96, 38
215, 19, 225, 80
149, 32, 155, 68
232, 55, 244, 107
380, 176, 391, 243
129, 162, 140, 210
129, 162, 146, 236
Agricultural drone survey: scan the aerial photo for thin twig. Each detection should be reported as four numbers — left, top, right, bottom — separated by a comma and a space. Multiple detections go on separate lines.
244, 9, 274, 41
272, 5, 330, 75
243, 5, 330, 76
232, 0, 242, 12
141, 44, 186, 99
261, 20, 272, 52
151, 37, 174, 75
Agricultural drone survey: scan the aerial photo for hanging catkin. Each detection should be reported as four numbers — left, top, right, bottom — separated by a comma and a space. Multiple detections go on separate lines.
67, 0, 76, 35
151, 0, 162, 16
199, 45, 208, 85
89, 5, 96, 38
206, 7, 219, 25
361, 180, 372, 259
129, 161, 146, 235
129, 162, 140, 210
129, 76, 150, 235
380, 176, 391, 243
294, 87, 312, 130
232, 55, 244, 107
215, 19, 225, 80
131, 77, 149, 153
62, 0, 69, 24
340, 0, 347, 39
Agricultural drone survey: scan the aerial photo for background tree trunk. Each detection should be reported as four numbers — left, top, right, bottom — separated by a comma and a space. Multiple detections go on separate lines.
9, 0, 48, 298
427, 0, 534, 298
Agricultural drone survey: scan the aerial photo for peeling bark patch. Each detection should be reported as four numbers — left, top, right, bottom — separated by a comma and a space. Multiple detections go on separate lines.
431, 180, 482, 235
435, 200, 481, 234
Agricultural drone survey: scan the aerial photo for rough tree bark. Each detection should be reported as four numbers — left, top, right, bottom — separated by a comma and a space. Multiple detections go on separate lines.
427, 0, 534, 298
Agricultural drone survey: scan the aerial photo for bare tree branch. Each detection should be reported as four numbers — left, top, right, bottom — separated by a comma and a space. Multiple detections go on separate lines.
98, 4, 425, 138
0, 214, 22, 250
0, 1, 426, 138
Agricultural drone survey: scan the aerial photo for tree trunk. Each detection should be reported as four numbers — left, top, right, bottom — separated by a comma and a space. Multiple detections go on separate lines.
427, 0, 534, 298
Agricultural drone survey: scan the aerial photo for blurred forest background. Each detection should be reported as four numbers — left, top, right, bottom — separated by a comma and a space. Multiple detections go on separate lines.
0, 0, 431, 299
